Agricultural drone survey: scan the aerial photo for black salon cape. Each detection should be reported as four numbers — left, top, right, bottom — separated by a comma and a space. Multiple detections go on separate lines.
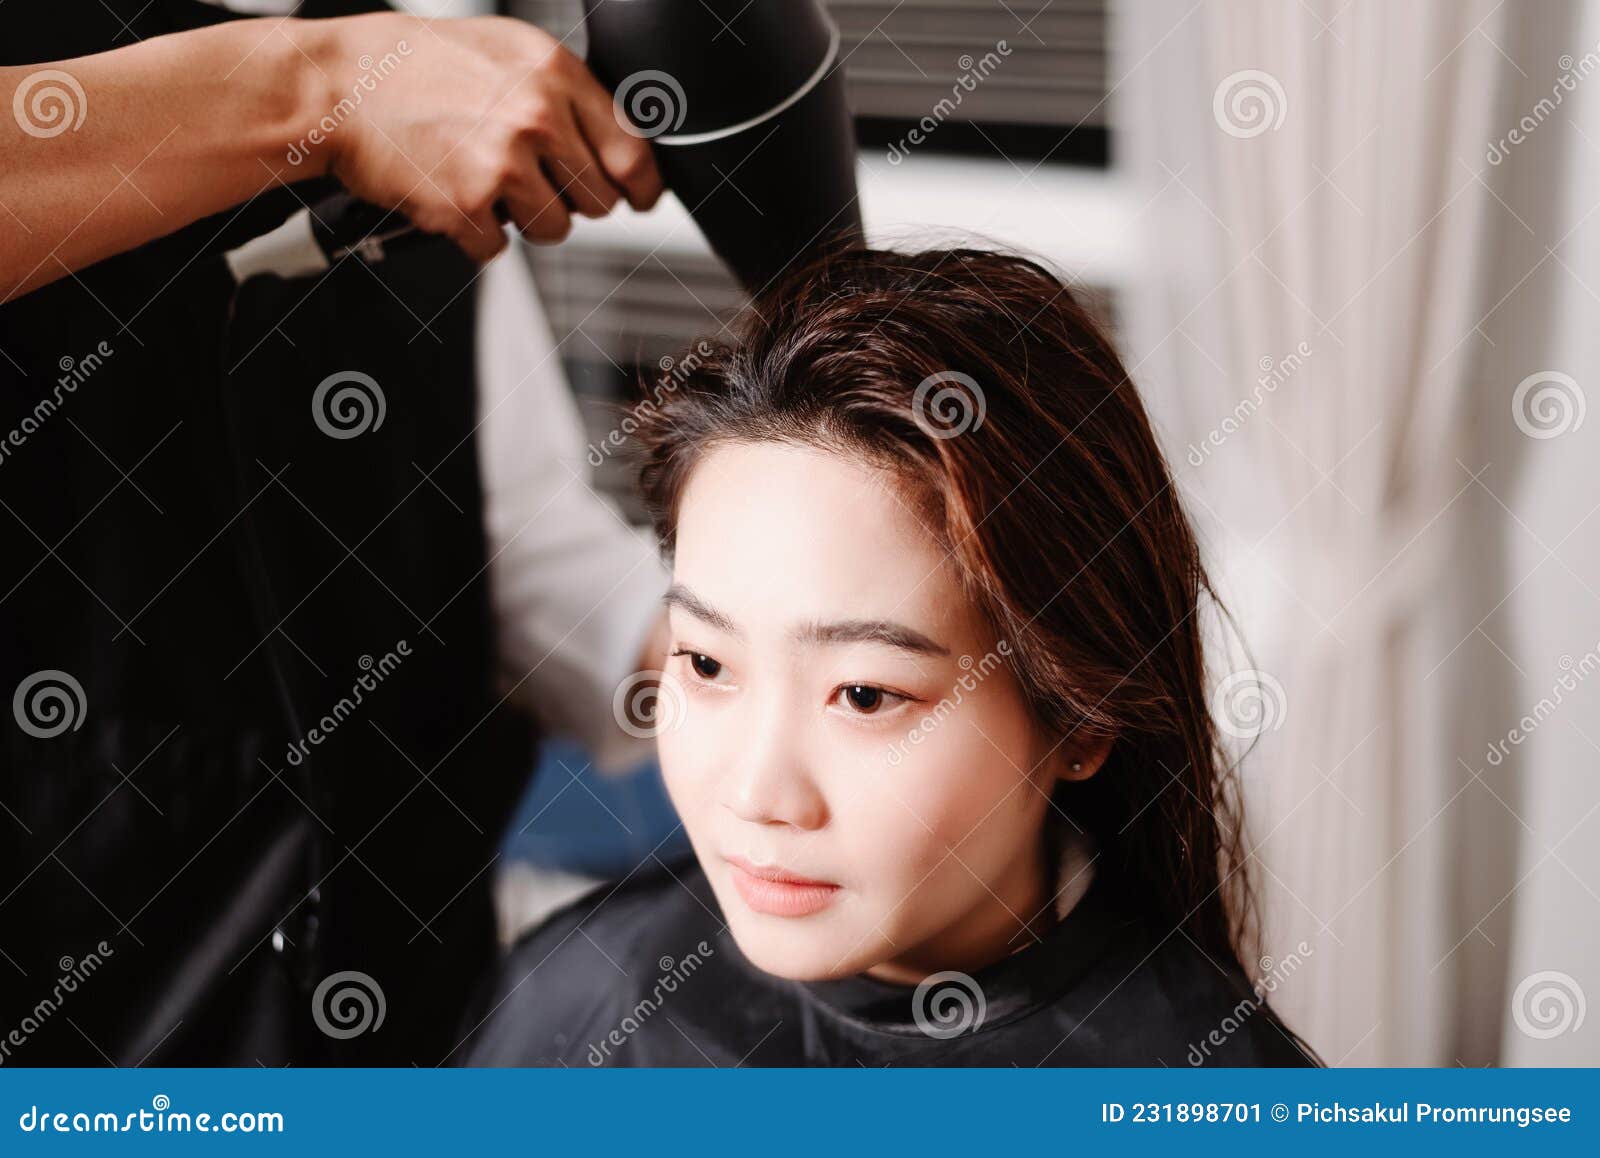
455, 856, 1317, 1067
1, 1, 531, 1065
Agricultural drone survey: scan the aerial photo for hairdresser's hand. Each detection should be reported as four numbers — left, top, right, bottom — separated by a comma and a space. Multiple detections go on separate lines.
308, 13, 665, 260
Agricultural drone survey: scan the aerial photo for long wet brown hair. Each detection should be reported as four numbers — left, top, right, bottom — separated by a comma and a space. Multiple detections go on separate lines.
632, 243, 1255, 974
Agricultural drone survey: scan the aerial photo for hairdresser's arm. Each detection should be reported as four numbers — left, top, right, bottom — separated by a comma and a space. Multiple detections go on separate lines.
1, 13, 664, 302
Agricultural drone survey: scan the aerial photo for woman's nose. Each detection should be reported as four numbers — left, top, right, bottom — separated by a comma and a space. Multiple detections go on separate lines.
724, 704, 828, 831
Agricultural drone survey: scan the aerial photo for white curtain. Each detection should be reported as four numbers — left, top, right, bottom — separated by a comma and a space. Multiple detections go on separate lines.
1471, 2, 1600, 1067
1114, 0, 1600, 1064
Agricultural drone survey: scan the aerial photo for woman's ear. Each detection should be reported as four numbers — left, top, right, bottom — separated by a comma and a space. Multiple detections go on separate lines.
1053, 734, 1115, 782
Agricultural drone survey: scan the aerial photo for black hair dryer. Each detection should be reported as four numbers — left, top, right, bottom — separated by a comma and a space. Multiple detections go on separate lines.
274, 0, 863, 297
581, 0, 864, 294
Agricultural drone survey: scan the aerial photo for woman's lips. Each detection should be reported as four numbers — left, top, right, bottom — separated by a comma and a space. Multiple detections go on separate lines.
724, 855, 840, 917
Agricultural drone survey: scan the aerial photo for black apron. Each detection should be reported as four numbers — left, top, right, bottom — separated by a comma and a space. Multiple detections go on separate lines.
456, 856, 1320, 1068
1, 1, 533, 1065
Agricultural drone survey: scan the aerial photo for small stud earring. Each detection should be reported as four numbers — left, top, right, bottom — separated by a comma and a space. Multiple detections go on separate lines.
1070, 760, 1083, 773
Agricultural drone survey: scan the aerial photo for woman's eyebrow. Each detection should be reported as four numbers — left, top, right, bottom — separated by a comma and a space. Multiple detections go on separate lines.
664, 584, 949, 657
793, 618, 951, 657
662, 583, 744, 638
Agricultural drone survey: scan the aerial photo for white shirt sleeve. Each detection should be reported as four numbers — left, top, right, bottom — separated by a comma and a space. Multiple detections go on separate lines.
474, 246, 670, 772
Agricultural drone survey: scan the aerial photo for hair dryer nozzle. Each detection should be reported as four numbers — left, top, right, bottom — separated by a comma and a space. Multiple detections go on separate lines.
583, 0, 864, 294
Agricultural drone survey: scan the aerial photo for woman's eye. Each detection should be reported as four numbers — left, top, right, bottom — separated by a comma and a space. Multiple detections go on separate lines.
836, 684, 899, 714
685, 652, 722, 680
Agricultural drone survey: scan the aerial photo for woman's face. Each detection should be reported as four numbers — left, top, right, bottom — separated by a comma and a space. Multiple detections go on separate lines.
656, 440, 1069, 984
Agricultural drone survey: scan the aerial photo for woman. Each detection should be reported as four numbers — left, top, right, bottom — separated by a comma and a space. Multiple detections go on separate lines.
459, 244, 1317, 1066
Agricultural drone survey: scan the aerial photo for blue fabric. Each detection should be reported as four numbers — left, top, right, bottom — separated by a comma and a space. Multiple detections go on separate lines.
499, 738, 689, 876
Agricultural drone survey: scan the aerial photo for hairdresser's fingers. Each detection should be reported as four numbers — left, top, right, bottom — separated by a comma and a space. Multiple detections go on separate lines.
569, 73, 666, 213
446, 201, 511, 263
493, 75, 617, 219
526, 101, 623, 218
435, 178, 508, 262
502, 166, 573, 244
